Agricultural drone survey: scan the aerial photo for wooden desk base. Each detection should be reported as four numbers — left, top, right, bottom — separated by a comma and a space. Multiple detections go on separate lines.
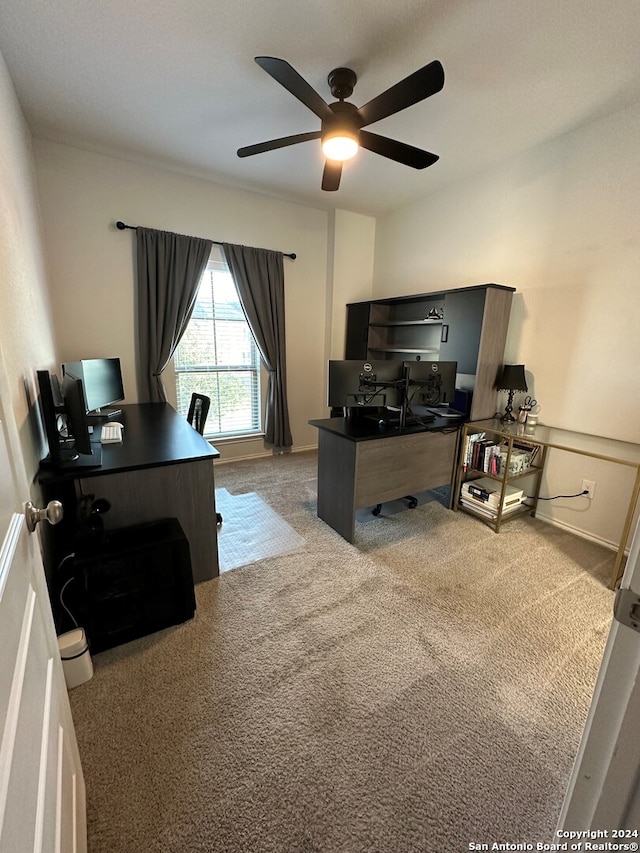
316, 428, 457, 542
79, 458, 218, 583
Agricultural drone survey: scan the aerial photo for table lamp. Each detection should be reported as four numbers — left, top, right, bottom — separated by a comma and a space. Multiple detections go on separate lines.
497, 364, 527, 422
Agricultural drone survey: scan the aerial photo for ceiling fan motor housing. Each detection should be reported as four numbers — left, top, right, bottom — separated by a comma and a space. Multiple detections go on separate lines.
322, 101, 361, 145
327, 67, 357, 100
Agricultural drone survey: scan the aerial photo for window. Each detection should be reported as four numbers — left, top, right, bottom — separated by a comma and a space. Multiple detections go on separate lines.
174, 246, 262, 438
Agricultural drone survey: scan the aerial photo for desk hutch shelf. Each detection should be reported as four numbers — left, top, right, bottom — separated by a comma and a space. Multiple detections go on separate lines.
345, 283, 515, 421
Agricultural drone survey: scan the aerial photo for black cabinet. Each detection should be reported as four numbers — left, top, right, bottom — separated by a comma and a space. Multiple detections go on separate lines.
438, 288, 485, 374
344, 301, 371, 359
57, 518, 195, 653
344, 284, 515, 420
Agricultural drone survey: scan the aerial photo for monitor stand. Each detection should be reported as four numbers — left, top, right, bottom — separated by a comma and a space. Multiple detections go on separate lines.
40, 443, 102, 471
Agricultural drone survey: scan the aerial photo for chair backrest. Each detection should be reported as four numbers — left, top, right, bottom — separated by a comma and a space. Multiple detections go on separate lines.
187, 393, 211, 435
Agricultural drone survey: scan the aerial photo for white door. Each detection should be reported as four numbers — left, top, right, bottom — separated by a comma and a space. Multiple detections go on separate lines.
557, 513, 640, 831
0, 349, 86, 853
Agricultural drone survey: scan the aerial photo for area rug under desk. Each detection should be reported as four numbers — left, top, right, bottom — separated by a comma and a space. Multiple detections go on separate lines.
215, 488, 306, 572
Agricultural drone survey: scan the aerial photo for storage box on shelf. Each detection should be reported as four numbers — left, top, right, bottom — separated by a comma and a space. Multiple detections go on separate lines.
454, 419, 547, 531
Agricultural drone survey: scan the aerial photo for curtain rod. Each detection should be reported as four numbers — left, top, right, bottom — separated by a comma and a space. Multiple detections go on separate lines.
115, 220, 296, 259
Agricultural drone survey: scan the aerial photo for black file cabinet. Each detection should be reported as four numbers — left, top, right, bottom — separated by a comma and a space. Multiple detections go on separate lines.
70, 518, 196, 654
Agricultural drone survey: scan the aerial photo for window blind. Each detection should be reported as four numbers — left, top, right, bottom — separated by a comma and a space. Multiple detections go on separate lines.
174, 247, 262, 437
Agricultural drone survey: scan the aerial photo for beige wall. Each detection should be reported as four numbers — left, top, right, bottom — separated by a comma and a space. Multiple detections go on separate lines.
373, 100, 640, 549
0, 51, 58, 493
328, 209, 376, 360
32, 141, 373, 462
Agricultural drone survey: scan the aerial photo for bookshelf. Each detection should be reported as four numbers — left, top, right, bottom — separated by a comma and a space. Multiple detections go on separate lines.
454, 419, 547, 532
453, 418, 640, 590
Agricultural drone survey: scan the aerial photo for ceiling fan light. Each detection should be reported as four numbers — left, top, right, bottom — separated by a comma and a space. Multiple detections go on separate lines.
322, 132, 359, 161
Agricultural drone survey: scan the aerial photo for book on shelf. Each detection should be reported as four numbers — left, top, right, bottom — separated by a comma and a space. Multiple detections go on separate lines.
462, 432, 485, 471
463, 433, 502, 474
460, 477, 525, 512
460, 496, 526, 520
462, 432, 540, 476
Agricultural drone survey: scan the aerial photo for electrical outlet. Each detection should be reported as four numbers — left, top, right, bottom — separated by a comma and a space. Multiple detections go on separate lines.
581, 479, 596, 499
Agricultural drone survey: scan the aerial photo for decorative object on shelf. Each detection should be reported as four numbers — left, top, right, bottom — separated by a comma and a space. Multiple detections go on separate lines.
425, 307, 444, 320
517, 394, 538, 424
497, 364, 528, 423
526, 413, 539, 429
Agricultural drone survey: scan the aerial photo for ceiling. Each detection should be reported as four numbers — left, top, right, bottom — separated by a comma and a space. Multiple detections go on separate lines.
1, 0, 640, 218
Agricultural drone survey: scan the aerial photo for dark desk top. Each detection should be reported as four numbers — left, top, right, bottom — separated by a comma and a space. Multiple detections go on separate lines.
38, 402, 219, 483
309, 413, 462, 442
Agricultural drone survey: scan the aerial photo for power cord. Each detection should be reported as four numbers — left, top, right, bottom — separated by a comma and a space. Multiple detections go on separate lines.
57, 552, 79, 628
525, 489, 589, 501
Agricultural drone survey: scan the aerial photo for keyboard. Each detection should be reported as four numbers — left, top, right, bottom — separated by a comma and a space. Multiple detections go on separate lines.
428, 408, 464, 418
101, 422, 123, 444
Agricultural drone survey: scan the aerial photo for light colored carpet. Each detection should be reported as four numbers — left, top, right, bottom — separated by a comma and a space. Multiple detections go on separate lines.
69, 450, 615, 853
216, 487, 305, 572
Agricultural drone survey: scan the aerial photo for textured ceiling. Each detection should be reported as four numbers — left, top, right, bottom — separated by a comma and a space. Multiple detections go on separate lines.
1, 0, 639, 216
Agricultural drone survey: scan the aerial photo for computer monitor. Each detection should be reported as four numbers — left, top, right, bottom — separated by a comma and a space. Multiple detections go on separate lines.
61, 374, 94, 455
328, 360, 405, 410
36, 369, 67, 466
404, 360, 457, 406
37, 369, 100, 468
61, 357, 124, 415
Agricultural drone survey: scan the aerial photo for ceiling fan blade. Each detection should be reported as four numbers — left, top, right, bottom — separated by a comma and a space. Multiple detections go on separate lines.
359, 130, 439, 169
357, 60, 445, 127
255, 57, 333, 121
322, 160, 343, 191
237, 131, 321, 158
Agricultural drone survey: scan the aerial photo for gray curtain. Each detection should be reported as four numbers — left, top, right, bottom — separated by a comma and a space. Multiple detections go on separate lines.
222, 243, 293, 452
136, 227, 212, 403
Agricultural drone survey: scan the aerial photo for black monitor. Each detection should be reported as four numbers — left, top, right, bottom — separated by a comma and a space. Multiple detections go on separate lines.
37, 370, 101, 469
61, 374, 93, 455
328, 360, 405, 410
36, 370, 67, 466
404, 360, 457, 406
61, 358, 124, 416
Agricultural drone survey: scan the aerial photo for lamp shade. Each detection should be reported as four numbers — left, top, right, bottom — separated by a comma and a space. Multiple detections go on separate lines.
497, 364, 528, 392
322, 132, 359, 161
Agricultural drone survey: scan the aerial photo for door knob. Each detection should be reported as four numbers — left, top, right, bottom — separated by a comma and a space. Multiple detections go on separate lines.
24, 500, 64, 533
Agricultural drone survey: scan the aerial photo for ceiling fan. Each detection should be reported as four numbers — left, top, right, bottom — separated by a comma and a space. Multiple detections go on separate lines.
237, 56, 445, 191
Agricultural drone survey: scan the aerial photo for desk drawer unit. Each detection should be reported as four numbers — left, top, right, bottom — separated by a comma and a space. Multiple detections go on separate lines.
355, 430, 457, 508
315, 426, 458, 543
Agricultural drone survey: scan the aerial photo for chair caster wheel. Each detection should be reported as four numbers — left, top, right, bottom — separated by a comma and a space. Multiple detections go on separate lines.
372, 504, 382, 516
216, 513, 223, 525
407, 497, 418, 509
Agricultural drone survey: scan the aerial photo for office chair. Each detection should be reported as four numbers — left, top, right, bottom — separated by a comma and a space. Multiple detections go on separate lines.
186, 394, 222, 525
187, 393, 211, 436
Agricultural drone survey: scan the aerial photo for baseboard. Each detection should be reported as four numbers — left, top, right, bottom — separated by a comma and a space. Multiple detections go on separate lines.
534, 510, 628, 555
215, 443, 318, 466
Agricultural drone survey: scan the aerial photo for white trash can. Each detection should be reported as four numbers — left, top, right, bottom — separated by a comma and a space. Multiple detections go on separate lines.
58, 628, 93, 689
